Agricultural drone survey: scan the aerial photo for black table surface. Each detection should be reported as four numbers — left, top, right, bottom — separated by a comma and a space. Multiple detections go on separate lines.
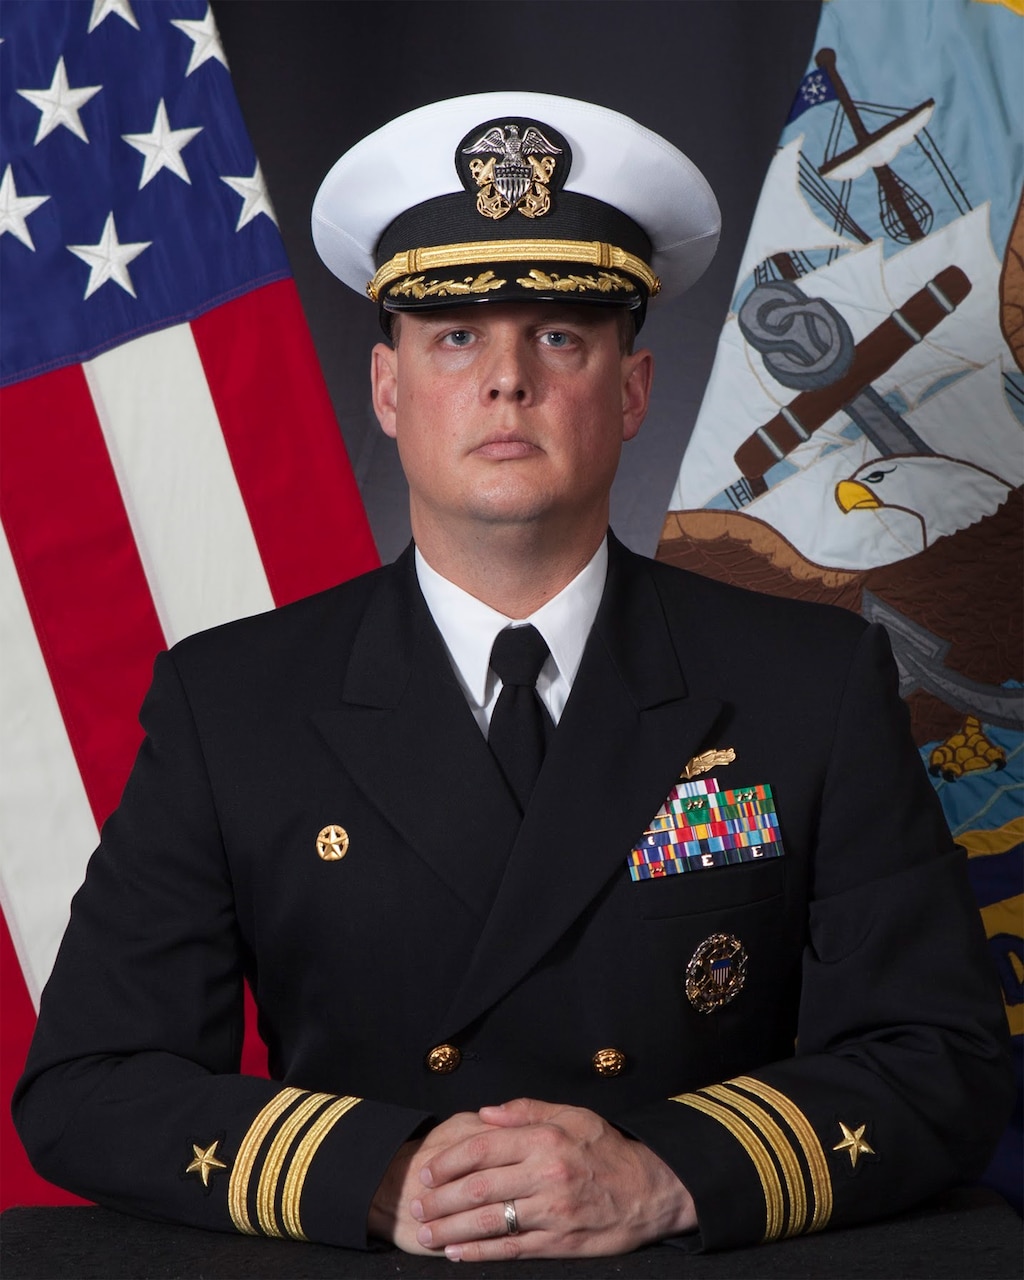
2, 1189, 1021, 1280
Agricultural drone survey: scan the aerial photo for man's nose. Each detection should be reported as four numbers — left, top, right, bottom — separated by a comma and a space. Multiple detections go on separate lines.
482, 334, 533, 403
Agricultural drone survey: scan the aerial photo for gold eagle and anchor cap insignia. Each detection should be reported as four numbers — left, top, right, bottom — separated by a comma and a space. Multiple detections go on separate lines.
311, 92, 720, 331
685, 933, 748, 1012
456, 117, 568, 222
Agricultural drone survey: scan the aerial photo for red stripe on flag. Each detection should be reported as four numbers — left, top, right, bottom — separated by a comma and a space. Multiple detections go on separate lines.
0, 367, 166, 827
0, 907, 88, 1209
193, 280, 379, 606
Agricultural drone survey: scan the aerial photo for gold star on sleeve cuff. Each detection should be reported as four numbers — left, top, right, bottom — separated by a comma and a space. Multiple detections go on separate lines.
186, 1139, 227, 1187
833, 1121, 875, 1169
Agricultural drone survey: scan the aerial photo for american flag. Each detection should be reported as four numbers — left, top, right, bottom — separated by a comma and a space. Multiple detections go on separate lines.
0, 0, 378, 1207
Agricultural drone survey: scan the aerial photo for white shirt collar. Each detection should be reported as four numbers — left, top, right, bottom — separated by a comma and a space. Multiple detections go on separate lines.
415, 539, 608, 715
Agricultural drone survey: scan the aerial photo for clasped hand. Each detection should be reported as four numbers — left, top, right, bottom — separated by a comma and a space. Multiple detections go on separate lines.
369, 1097, 696, 1261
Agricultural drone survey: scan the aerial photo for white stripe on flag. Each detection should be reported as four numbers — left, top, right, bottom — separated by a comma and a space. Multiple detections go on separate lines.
83, 324, 276, 646
0, 527, 99, 1007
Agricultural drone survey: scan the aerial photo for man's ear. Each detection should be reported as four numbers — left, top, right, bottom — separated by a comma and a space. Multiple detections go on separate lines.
370, 342, 398, 438
621, 347, 654, 442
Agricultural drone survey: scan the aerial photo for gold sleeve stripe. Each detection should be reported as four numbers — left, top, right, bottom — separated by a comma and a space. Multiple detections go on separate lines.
730, 1076, 833, 1232
703, 1084, 807, 1237
255, 1092, 336, 1238
671, 1091, 784, 1242
228, 1087, 306, 1236
368, 239, 660, 300
280, 1094, 362, 1241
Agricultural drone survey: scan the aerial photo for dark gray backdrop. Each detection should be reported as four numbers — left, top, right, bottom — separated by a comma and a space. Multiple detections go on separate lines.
212, 0, 821, 563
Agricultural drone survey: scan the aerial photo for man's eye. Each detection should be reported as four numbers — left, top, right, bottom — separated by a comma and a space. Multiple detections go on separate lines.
443, 330, 474, 347
542, 331, 571, 348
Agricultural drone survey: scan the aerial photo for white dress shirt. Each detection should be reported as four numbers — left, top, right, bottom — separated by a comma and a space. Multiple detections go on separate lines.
414, 539, 608, 736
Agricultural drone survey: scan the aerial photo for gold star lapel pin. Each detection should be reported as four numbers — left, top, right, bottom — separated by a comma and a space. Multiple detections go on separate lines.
833, 1121, 875, 1169
316, 824, 349, 861
186, 1139, 227, 1187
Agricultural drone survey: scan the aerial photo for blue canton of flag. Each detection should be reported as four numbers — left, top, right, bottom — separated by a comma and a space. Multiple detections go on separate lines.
786, 65, 837, 123
0, 0, 290, 385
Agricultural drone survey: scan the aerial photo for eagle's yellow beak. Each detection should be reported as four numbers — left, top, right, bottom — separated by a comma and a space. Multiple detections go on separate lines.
835, 479, 881, 513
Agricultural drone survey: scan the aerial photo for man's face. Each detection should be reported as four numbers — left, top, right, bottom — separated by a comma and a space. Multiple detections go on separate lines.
370, 303, 653, 545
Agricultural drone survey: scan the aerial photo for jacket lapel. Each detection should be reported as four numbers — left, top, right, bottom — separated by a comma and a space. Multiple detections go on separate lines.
436, 537, 724, 1037
311, 548, 521, 917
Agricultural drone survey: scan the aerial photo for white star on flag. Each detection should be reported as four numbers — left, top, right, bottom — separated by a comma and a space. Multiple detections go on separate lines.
16, 56, 103, 145
0, 165, 50, 250
221, 162, 278, 230
806, 73, 827, 103
67, 212, 151, 299
170, 7, 229, 76
122, 99, 203, 190
87, 0, 139, 33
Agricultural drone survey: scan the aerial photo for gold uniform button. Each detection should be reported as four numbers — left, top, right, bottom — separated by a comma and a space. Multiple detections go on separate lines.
592, 1047, 626, 1077
426, 1044, 461, 1074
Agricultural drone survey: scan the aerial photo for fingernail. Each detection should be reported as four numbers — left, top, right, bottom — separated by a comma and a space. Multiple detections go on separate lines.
417, 1226, 433, 1246
445, 1246, 463, 1261
419, 1166, 434, 1187
410, 1199, 424, 1221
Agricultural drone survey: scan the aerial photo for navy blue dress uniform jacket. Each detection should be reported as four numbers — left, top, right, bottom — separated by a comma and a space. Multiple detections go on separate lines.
13, 536, 1012, 1252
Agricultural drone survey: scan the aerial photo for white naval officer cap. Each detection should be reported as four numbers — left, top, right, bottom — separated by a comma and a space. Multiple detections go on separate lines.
311, 91, 720, 332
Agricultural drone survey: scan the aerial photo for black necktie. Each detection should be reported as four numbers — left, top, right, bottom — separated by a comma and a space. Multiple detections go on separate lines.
488, 625, 555, 811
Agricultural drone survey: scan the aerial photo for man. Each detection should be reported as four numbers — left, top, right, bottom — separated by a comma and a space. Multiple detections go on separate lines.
14, 93, 1011, 1262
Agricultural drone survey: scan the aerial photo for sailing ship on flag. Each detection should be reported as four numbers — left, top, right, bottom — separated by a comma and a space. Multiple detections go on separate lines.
661, 18, 1022, 755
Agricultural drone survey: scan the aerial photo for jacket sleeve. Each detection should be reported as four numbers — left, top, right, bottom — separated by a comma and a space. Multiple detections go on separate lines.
11, 649, 431, 1250
616, 623, 1014, 1251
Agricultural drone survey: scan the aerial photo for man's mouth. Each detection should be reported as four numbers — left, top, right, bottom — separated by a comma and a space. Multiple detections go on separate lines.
473, 433, 539, 460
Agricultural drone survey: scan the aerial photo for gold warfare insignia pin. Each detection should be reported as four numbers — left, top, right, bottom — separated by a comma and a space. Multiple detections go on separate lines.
681, 747, 736, 781
685, 933, 747, 1012
457, 117, 569, 221
316, 824, 349, 861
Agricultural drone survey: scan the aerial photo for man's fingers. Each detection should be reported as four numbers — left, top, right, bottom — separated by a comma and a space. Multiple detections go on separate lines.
413, 1196, 536, 1251
412, 1165, 516, 1223
419, 1124, 534, 1190
477, 1096, 554, 1127
444, 1237, 529, 1263
417, 1100, 559, 1190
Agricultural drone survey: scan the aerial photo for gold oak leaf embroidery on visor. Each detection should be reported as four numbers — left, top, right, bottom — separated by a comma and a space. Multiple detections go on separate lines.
516, 269, 636, 294
367, 241, 660, 301
388, 270, 506, 300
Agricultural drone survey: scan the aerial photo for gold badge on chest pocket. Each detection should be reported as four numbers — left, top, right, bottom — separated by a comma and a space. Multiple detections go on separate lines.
686, 933, 748, 1012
